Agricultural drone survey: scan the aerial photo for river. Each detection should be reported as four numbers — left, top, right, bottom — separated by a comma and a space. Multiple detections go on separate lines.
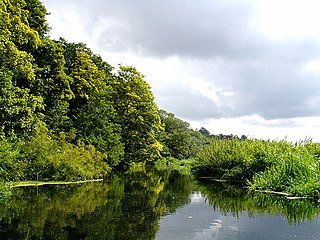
0, 167, 319, 239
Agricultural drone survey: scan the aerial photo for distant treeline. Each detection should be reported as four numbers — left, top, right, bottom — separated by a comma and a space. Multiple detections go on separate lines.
0, 0, 213, 182
198, 127, 248, 140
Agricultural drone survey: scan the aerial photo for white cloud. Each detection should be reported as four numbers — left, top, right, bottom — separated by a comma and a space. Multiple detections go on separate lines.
188, 116, 320, 142
43, 0, 320, 141
254, 0, 320, 42
305, 59, 320, 74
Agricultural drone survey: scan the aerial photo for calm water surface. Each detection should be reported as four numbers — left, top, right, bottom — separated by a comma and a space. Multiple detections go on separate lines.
0, 167, 320, 239
156, 192, 320, 240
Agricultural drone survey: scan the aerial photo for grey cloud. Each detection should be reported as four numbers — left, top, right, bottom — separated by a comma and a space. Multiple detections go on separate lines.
45, 0, 320, 121
155, 53, 320, 121
195, 58, 320, 120
59, 0, 256, 58
234, 59, 320, 119
155, 84, 227, 120
186, 39, 320, 120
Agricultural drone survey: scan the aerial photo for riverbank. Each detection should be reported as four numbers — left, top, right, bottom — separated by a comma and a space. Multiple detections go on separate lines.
0, 179, 105, 202
10, 179, 104, 188
2, 166, 320, 239
191, 138, 320, 199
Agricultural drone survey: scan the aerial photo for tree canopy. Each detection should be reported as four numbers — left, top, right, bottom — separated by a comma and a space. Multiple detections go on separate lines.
0, 0, 212, 182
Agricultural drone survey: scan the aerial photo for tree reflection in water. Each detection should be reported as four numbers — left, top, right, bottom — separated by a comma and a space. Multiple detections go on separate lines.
197, 179, 320, 225
0, 168, 319, 239
0, 168, 193, 240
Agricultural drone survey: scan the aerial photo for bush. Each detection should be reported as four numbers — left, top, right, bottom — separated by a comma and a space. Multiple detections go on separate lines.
0, 126, 111, 182
0, 139, 26, 181
21, 127, 111, 181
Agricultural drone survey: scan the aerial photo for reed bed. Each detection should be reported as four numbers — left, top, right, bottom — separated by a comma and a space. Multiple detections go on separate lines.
192, 139, 320, 199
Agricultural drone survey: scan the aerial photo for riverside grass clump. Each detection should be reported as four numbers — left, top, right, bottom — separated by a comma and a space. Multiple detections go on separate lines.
192, 138, 320, 199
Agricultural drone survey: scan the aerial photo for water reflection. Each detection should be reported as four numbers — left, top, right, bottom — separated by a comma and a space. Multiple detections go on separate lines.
197, 179, 320, 225
0, 168, 319, 239
157, 194, 320, 240
0, 168, 193, 239
157, 183, 320, 240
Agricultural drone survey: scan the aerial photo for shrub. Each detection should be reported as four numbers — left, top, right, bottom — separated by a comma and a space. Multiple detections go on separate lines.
0, 139, 26, 181
21, 127, 111, 181
0, 126, 111, 182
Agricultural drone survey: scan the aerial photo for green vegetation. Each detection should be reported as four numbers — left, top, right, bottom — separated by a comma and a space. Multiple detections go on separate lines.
1, 0, 319, 204
0, 168, 194, 239
0, 0, 164, 186
198, 180, 320, 225
0, 126, 110, 182
0, 0, 211, 203
192, 139, 274, 181
158, 110, 211, 160
251, 141, 320, 199
192, 138, 320, 199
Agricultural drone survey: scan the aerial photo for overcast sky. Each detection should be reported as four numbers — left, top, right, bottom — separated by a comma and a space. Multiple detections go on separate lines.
43, 0, 320, 141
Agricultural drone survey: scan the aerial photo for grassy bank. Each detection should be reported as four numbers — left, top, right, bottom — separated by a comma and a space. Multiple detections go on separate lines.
192, 139, 320, 199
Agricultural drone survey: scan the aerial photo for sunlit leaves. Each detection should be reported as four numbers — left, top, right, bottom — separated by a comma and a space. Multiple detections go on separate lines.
113, 66, 163, 163
0, 71, 44, 138
0, 0, 168, 180
0, 0, 41, 81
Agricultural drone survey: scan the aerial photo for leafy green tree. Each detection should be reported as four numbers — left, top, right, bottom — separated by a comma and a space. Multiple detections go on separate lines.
0, 0, 188, 181
0, 0, 40, 79
59, 40, 107, 116
27, 38, 74, 133
0, 72, 43, 138
112, 66, 163, 163
199, 127, 210, 136
25, 0, 50, 38
58, 39, 124, 166
74, 83, 124, 167
0, 0, 44, 138
159, 110, 210, 159
159, 110, 190, 133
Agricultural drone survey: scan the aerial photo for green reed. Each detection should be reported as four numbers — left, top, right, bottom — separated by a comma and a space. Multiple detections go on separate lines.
192, 139, 320, 199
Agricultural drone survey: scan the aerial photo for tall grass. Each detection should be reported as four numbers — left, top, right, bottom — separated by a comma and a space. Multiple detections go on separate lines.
192, 139, 320, 198
192, 139, 276, 181
251, 144, 320, 198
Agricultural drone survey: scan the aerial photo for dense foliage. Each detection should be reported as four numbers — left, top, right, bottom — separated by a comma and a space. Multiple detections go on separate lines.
0, 0, 166, 182
158, 110, 211, 160
0, 0, 212, 184
192, 139, 320, 199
